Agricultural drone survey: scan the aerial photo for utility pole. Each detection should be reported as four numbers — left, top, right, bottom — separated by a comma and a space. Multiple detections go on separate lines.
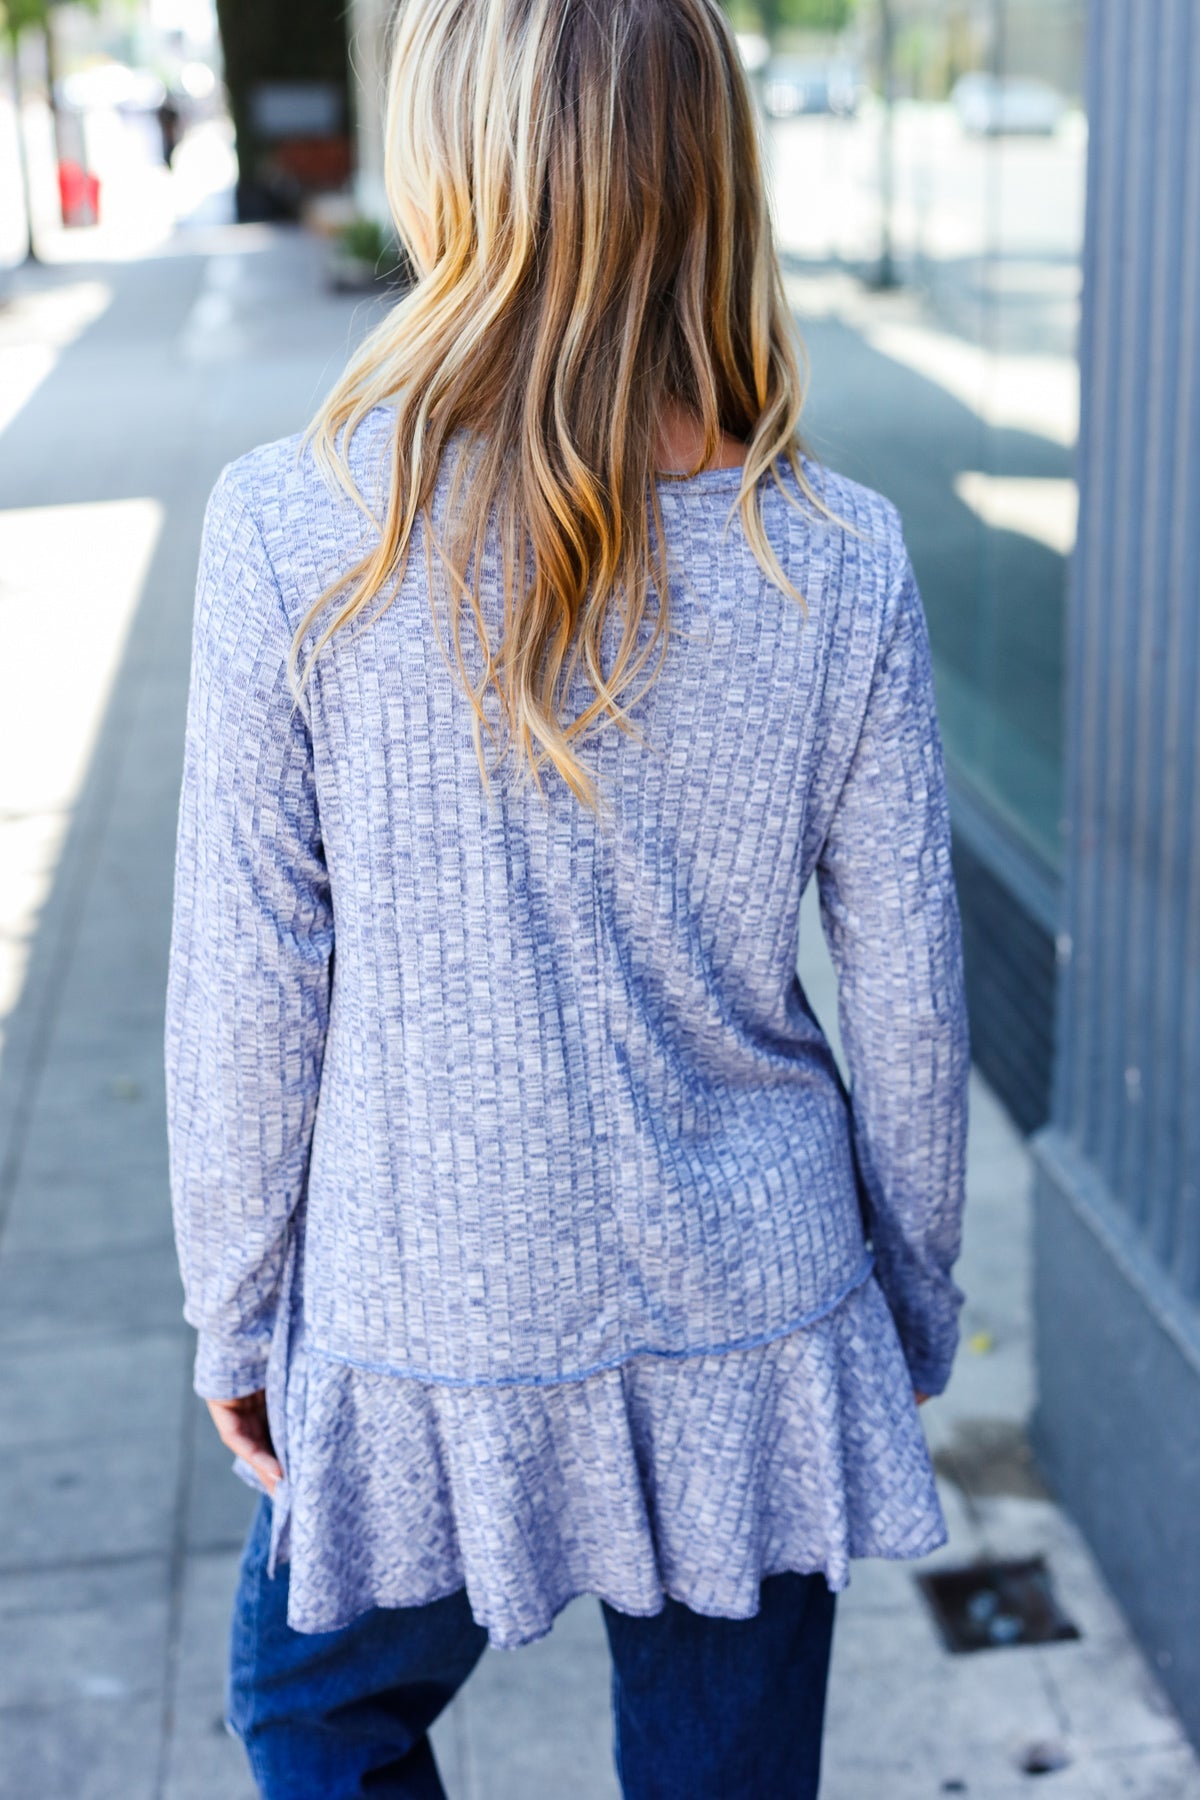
6, 23, 39, 264
43, 4, 63, 197
875, 0, 897, 288
346, 0, 391, 224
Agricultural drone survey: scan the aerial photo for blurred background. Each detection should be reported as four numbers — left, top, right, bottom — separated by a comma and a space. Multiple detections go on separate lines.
0, 2, 1197, 1796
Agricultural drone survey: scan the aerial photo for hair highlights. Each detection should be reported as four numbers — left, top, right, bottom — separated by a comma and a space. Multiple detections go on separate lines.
301, 0, 823, 809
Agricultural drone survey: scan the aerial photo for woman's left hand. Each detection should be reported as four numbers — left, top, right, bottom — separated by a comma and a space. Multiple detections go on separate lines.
206, 1391, 283, 1496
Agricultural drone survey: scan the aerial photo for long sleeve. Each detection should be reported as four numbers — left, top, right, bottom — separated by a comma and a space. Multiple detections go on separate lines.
816, 544, 969, 1397
165, 469, 334, 1401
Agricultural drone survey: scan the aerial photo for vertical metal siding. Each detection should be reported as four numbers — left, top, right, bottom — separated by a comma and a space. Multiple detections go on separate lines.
1054, 0, 1200, 1300
954, 837, 1056, 1135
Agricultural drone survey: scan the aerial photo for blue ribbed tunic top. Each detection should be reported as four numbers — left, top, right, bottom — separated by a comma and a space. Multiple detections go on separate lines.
165, 408, 969, 1646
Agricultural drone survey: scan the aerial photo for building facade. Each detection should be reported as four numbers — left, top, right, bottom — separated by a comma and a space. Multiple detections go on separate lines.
1032, 0, 1200, 1744
215, 0, 351, 220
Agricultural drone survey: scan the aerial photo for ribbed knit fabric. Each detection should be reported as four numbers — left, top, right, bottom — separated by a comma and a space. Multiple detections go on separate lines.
165, 409, 970, 1645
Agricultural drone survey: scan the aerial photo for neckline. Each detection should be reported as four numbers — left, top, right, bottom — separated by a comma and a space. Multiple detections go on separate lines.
380, 415, 753, 488
653, 461, 748, 487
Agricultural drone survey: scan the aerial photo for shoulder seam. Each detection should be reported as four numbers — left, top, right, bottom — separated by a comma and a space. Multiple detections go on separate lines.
214, 461, 296, 644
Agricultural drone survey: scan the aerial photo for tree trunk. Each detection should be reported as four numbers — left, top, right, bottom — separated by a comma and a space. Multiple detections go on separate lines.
7, 27, 39, 264
875, 0, 897, 288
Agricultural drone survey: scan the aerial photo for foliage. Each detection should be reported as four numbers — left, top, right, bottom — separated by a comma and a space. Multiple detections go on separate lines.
340, 214, 391, 267
2, 0, 98, 37
779, 0, 855, 25
1, 0, 47, 33
340, 215, 412, 281
752, 0, 857, 37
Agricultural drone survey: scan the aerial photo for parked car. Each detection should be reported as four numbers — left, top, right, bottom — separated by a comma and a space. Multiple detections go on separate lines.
951, 72, 1065, 136
762, 59, 861, 120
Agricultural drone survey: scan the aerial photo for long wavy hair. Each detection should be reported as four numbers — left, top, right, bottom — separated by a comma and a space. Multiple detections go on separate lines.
300, 0, 823, 809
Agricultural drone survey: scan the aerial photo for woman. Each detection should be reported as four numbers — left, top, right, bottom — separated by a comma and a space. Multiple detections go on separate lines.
165, 0, 969, 1793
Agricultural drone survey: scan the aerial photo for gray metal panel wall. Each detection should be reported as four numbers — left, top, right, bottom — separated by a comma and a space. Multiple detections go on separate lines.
952, 833, 1054, 1134
1055, 0, 1200, 1283
1033, 0, 1200, 1746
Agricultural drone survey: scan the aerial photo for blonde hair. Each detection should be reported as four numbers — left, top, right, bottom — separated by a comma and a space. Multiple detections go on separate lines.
301, 0, 824, 809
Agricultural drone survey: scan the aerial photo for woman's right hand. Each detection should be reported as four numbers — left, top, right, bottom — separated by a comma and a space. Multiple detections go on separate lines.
206, 1391, 284, 1496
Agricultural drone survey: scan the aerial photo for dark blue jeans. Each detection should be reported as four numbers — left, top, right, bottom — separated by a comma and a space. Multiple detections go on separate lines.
227, 1495, 836, 1798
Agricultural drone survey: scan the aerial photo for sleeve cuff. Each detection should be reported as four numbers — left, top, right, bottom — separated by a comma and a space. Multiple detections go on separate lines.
902, 1343, 957, 1399
192, 1331, 271, 1401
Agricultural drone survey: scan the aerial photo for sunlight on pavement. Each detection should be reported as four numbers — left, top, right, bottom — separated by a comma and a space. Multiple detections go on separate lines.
953, 472, 1079, 557
0, 498, 163, 1051
785, 269, 1080, 450
860, 316, 1079, 449
179, 250, 258, 362
0, 280, 113, 439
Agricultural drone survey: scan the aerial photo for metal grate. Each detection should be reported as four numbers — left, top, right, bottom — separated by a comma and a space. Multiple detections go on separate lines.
917, 1556, 1081, 1654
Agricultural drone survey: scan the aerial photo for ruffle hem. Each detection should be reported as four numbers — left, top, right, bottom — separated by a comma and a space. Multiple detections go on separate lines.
235, 1242, 946, 1651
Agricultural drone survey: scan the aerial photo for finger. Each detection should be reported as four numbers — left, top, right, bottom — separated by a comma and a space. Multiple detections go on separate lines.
248, 1454, 283, 1497
224, 1425, 284, 1492
207, 1400, 284, 1489
914, 1390, 931, 1406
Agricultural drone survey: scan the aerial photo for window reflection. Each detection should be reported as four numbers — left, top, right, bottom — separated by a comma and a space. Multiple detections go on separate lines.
762, 0, 1086, 876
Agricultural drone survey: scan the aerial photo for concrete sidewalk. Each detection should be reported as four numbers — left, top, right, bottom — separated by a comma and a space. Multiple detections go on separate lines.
0, 226, 1196, 1799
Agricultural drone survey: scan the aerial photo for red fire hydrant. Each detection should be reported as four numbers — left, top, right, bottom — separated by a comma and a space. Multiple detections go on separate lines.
58, 161, 101, 228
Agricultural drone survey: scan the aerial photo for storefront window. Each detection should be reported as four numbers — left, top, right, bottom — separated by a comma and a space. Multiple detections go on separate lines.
759, 0, 1087, 879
